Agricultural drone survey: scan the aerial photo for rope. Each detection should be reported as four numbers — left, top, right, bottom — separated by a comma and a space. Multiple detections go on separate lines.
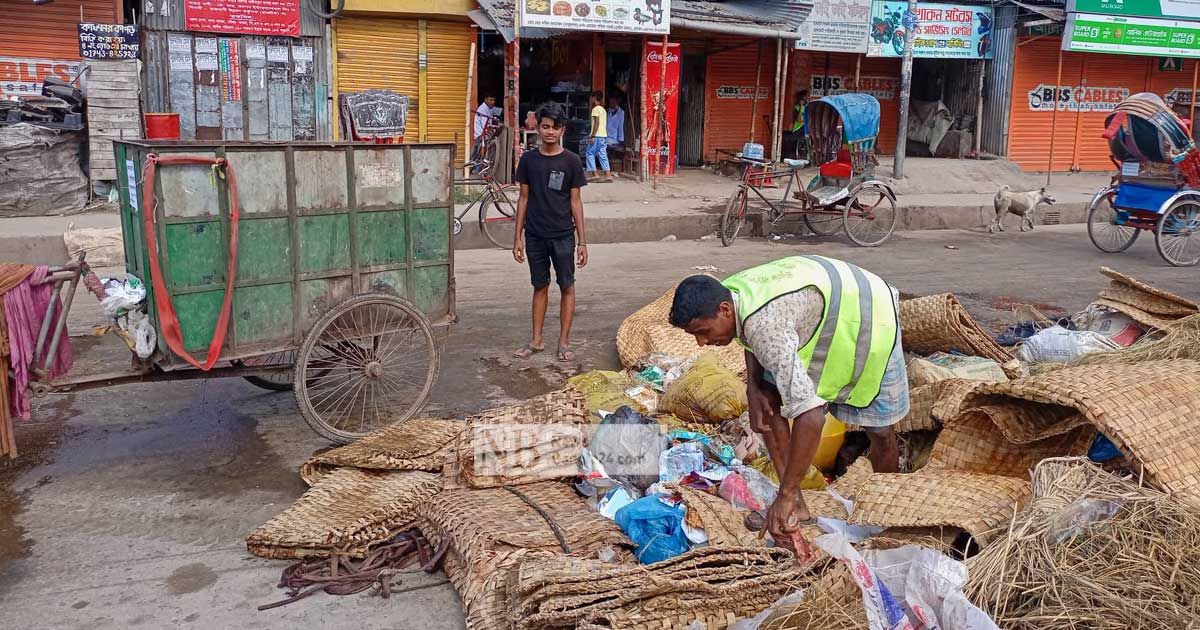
503, 485, 572, 554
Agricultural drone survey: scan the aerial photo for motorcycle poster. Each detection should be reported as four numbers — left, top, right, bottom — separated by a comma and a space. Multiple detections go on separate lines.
868, 1, 994, 59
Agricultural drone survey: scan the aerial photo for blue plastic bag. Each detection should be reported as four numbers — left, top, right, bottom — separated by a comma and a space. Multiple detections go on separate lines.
1089, 433, 1124, 463
613, 495, 690, 564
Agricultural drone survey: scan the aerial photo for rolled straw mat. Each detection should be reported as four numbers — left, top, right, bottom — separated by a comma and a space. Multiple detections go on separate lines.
670, 485, 762, 548
898, 294, 1014, 363
299, 417, 464, 485
848, 471, 1031, 545
246, 468, 442, 559
1101, 266, 1199, 311
616, 285, 746, 374
956, 360, 1200, 503
928, 404, 1095, 478
1093, 298, 1183, 332
1098, 285, 1198, 317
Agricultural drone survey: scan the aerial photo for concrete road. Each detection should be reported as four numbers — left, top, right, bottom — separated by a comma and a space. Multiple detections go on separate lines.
1, 224, 1195, 629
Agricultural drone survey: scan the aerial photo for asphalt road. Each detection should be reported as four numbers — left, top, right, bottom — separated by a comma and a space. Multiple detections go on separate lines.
1, 224, 1195, 629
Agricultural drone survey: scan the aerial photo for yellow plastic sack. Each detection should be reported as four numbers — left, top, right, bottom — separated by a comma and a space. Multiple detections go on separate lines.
659, 354, 748, 423
567, 370, 648, 417
746, 455, 826, 490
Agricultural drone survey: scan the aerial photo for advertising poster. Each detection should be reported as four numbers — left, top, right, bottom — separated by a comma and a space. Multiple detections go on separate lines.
0, 57, 82, 98
642, 43, 680, 176
1026, 83, 1130, 112
1065, 12, 1200, 58
219, 39, 241, 102
868, 1, 995, 59
522, 0, 669, 35
185, 0, 300, 36
78, 23, 140, 59
796, 0, 872, 53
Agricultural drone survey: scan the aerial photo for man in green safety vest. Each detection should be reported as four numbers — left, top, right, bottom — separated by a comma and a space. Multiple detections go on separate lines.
786, 89, 809, 159
669, 256, 907, 549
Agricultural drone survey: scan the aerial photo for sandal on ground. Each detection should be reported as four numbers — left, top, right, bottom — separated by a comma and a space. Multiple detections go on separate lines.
512, 344, 544, 359
557, 347, 576, 362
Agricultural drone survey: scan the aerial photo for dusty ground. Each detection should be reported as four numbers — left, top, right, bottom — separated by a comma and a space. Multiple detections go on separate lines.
1, 224, 1195, 629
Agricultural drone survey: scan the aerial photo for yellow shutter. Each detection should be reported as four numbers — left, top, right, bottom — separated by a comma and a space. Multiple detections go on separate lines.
425, 20, 475, 168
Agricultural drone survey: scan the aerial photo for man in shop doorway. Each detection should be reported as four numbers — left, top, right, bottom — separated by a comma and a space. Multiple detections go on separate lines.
668, 256, 906, 551
585, 91, 615, 183
511, 103, 589, 363
473, 95, 500, 165
607, 93, 626, 149
785, 89, 810, 160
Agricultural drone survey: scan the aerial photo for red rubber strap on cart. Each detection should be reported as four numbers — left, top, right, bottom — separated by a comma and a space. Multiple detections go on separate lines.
141, 154, 240, 371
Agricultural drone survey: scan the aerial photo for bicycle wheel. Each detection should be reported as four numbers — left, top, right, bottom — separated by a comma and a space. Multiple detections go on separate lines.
803, 211, 843, 236
843, 184, 897, 247
480, 189, 518, 249
1156, 199, 1200, 266
720, 187, 749, 246
1087, 191, 1139, 253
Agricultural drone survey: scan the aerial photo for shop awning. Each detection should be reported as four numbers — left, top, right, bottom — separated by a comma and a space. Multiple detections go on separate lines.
1006, 0, 1066, 22
473, 0, 814, 43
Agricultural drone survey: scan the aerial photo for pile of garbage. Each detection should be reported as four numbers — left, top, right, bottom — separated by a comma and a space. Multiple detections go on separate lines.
0, 78, 86, 130
245, 267, 1200, 629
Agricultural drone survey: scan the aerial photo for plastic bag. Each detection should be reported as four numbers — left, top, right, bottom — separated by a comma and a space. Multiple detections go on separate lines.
1081, 305, 1144, 347
659, 354, 748, 423
659, 441, 706, 483
100, 275, 146, 318
728, 590, 806, 630
1017, 326, 1119, 364
1088, 433, 1124, 463
590, 406, 665, 491
569, 371, 648, 416
925, 352, 1007, 382
614, 495, 690, 564
719, 467, 779, 512
1045, 498, 1121, 545
132, 312, 157, 359
815, 533, 999, 630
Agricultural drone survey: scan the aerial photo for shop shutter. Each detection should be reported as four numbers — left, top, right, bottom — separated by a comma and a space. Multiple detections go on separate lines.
424, 20, 474, 166
703, 40, 777, 162
0, 0, 117, 60
798, 52, 902, 156
334, 17, 420, 138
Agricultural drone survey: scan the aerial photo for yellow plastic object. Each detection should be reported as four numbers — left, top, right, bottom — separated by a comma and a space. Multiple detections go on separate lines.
799, 464, 827, 490
567, 371, 647, 417
659, 354, 748, 423
814, 413, 847, 473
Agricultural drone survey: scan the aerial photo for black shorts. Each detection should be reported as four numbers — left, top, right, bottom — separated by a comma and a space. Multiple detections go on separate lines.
526, 233, 576, 289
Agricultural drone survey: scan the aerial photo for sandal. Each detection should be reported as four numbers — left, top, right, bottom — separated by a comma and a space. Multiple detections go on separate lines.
512, 344, 544, 359
557, 347, 576, 362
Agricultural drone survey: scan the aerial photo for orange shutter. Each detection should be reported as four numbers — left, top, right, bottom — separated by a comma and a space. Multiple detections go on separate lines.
703, 40, 777, 162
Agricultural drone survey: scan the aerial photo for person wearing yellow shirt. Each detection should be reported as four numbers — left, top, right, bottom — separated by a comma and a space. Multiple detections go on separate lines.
585, 91, 614, 183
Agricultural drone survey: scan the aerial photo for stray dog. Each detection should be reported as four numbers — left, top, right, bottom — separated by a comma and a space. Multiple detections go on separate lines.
990, 186, 1056, 233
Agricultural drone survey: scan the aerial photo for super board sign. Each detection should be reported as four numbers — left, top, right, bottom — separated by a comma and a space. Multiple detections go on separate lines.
0, 57, 82, 98
78, 23, 140, 59
185, 0, 300, 36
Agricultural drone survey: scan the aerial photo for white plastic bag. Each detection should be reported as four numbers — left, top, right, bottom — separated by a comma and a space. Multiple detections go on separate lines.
728, 590, 806, 630
814, 533, 999, 630
132, 313, 157, 359
101, 275, 147, 318
1017, 325, 1119, 364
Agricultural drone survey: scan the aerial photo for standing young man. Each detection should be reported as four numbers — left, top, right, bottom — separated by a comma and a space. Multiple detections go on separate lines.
512, 103, 589, 362
584, 91, 614, 183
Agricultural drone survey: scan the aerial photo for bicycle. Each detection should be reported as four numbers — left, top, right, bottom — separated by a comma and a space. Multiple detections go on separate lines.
454, 158, 519, 249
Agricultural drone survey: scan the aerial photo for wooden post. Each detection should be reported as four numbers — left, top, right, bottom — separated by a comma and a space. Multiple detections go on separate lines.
1046, 45, 1063, 188
771, 38, 783, 160
464, 39, 477, 177
974, 58, 984, 158
749, 40, 764, 141
854, 54, 862, 90
1070, 55, 1087, 172
823, 51, 831, 95
894, 0, 918, 178
775, 40, 789, 160
505, 38, 521, 177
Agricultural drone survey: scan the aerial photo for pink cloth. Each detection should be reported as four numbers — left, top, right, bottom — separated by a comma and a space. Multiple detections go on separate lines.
4, 266, 73, 420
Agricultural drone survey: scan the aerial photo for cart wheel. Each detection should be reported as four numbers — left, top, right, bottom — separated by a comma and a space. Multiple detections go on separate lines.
720, 187, 749, 246
803, 212, 843, 236
843, 184, 897, 247
294, 294, 440, 444
480, 190, 517, 250
239, 352, 295, 391
1087, 191, 1139, 253
1156, 199, 1200, 267
453, 217, 463, 236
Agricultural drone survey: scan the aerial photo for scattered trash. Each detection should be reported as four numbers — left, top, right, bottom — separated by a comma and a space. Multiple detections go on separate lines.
1079, 304, 1145, 346
100, 275, 146, 318
613, 494, 689, 564
945, 245, 959, 250
659, 354, 748, 422
925, 352, 1008, 381
659, 441, 706, 483
661, 234, 677, 241
132, 312, 157, 359
589, 406, 664, 492
1045, 498, 1121, 545
1017, 325, 1119, 364
1087, 433, 1123, 463
728, 591, 807, 630
692, 264, 724, 273
699, 233, 717, 241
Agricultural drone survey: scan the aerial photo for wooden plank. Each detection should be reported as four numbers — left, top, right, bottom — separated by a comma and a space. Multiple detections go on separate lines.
87, 98, 140, 109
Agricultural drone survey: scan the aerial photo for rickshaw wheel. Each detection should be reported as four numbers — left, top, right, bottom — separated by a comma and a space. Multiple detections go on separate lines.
239, 352, 295, 391
1087, 191, 1139, 253
803, 212, 843, 236
1156, 199, 1200, 267
843, 184, 897, 247
720, 187, 748, 246
294, 294, 440, 444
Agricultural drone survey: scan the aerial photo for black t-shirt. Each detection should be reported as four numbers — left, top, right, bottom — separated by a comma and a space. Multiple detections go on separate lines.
515, 148, 587, 239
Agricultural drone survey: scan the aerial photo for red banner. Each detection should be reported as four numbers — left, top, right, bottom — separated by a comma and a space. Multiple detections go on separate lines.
185, 0, 300, 36
641, 42, 681, 176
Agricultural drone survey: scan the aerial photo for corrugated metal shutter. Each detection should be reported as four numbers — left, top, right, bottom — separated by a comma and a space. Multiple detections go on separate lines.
0, 0, 117, 60
703, 40, 777, 162
334, 17, 420, 136
425, 20, 474, 165
1009, 37, 1147, 172
794, 52, 901, 155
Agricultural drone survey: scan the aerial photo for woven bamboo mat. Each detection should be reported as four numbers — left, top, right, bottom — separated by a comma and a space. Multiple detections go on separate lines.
954, 360, 1200, 503
1100, 267, 1199, 311
898, 293, 1014, 363
671, 485, 763, 548
299, 417, 464, 485
928, 405, 1094, 478
616, 286, 746, 374
848, 471, 1031, 545
1098, 285, 1199, 317
246, 468, 442, 559
1093, 298, 1182, 332
929, 378, 986, 423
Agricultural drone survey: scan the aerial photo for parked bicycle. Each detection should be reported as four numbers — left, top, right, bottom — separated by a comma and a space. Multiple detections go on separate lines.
454, 158, 519, 249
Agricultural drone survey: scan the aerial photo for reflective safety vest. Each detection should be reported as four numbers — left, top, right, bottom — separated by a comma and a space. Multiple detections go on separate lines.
792, 103, 805, 132
722, 256, 898, 408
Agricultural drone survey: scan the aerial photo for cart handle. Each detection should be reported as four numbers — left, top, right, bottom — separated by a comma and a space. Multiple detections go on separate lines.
141, 153, 240, 371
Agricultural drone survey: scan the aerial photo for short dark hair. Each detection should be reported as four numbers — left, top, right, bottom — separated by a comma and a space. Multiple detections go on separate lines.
669, 275, 731, 328
536, 103, 567, 128
592, 90, 603, 100
796, 89, 809, 98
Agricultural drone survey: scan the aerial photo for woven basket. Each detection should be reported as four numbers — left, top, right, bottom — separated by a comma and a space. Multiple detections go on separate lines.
928, 405, 1094, 478
953, 360, 1200, 504
1100, 266, 1199, 311
898, 294, 1014, 363
848, 471, 1031, 545
299, 417, 464, 485
616, 286, 746, 374
246, 468, 442, 559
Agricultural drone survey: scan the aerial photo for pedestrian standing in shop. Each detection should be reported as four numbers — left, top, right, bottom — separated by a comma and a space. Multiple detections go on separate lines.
585, 91, 614, 183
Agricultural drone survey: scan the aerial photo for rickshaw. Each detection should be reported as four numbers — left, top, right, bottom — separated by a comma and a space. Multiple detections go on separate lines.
20, 140, 454, 445
720, 93, 898, 247
1087, 92, 1200, 266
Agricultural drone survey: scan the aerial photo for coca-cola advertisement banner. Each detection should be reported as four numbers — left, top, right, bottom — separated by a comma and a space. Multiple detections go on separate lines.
185, 0, 301, 36
642, 43, 681, 176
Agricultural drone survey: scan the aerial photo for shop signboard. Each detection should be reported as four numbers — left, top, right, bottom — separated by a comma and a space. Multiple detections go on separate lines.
1065, 12, 1200, 57
795, 0, 872, 53
78, 23, 140, 60
0, 57, 83, 99
714, 85, 770, 100
1067, 0, 1200, 20
811, 74, 899, 100
1026, 83, 1130, 112
1165, 86, 1198, 106
641, 43, 680, 176
520, 0, 670, 35
185, 0, 300, 36
868, 1, 995, 59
